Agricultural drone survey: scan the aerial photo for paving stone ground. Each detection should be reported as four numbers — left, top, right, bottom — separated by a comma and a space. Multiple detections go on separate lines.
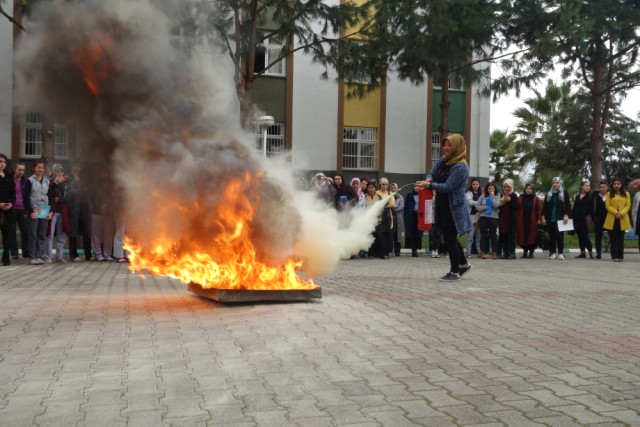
1, 250, 639, 426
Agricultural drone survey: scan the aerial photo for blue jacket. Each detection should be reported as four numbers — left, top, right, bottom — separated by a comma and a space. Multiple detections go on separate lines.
427, 157, 471, 236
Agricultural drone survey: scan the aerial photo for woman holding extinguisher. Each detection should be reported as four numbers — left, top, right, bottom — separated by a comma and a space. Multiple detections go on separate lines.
416, 134, 472, 281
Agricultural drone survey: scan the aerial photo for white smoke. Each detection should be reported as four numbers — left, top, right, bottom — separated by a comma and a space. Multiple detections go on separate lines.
14, 0, 384, 278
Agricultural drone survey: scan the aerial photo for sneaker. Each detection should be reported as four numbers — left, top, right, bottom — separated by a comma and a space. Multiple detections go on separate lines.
549, 253, 557, 260
459, 264, 472, 278
71, 257, 82, 262
96, 256, 105, 262
439, 272, 461, 282
558, 254, 565, 260
43, 258, 52, 264
432, 252, 440, 258
30, 259, 42, 265
116, 257, 129, 263
104, 257, 114, 262
56, 258, 67, 263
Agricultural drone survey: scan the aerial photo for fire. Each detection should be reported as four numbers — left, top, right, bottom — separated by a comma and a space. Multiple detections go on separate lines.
125, 172, 316, 291
71, 38, 117, 97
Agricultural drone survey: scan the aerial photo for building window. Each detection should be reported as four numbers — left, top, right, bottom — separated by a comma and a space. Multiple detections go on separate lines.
254, 33, 285, 76
343, 127, 377, 170
22, 111, 44, 158
21, 111, 69, 159
53, 114, 68, 158
253, 121, 286, 157
432, 70, 465, 91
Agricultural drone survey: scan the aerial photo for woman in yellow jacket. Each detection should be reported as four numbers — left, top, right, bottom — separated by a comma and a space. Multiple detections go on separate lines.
603, 177, 631, 262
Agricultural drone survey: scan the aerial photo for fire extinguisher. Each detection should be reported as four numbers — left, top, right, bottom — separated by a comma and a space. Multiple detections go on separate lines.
417, 188, 434, 231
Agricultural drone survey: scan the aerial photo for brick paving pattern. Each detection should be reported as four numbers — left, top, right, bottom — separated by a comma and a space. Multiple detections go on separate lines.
1, 252, 639, 426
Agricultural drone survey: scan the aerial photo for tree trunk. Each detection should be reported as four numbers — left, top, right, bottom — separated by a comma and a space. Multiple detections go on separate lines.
42, 113, 54, 165
590, 65, 603, 187
438, 76, 450, 138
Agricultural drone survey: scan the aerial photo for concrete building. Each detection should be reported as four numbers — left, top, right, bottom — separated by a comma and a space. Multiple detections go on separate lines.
0, 2, 491, 185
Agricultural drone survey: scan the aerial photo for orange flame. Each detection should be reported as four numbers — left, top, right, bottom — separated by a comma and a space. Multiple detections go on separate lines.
125, 172, 316, 291
71, 38, 117, 97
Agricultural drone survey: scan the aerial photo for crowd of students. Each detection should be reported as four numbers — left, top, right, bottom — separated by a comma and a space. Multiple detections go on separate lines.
469, 176, 639, 262
0, 155, 128, 266
305, 167, 640, 264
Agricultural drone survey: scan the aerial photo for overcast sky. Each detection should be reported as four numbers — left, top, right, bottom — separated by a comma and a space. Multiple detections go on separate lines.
489, 81, 640, 133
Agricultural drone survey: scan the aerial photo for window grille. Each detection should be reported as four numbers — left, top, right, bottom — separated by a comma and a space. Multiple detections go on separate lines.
53, 114, 68, 158
343, 127, 377, 170
253, 122, 285, 157
22, 111, 44, 158
22, 111, 69, 158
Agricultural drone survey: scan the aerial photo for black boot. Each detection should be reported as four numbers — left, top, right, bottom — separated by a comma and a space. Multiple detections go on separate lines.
520, 250, 528, 258
575, 252, 586, 259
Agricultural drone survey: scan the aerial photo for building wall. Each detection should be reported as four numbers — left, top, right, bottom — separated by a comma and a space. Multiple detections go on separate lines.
0, 2, 14, 156
290, 6, 341, 173
384, 76, 428, 175
469, 86, 491, 179
343, 88, 380, 128
253, 76, 287, 122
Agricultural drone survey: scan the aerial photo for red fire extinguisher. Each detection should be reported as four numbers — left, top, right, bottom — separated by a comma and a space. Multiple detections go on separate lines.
417, 188, 434, 231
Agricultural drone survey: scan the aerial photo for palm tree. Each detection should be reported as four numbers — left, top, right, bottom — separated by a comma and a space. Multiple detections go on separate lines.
489, 129, 531, 188
512, 79, 580, 176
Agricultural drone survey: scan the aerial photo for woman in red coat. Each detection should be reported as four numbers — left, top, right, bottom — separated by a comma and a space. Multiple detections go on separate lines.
517, 183, 542, 258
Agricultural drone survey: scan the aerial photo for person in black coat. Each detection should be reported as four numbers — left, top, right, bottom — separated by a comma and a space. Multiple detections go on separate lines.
0, 153, 16, 266
403, 184, 424, 257
592, 180, 608, 259
541, 176, 572, 260
498, 179, 519, 259
572, 180, 594, 258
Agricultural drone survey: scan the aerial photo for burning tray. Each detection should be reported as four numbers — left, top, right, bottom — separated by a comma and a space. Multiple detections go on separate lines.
187, 282, 322, 303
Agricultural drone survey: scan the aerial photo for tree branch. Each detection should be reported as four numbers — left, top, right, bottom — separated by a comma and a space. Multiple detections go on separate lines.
0, 4, 26, 32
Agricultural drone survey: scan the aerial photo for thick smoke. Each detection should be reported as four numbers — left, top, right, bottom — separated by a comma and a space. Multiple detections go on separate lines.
15, 0, 383, 278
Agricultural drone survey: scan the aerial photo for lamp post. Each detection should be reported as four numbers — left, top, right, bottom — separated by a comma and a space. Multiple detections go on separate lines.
256, 115, 275, 157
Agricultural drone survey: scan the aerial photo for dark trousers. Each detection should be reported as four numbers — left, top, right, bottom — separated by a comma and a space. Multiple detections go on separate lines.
1, 223, 10, 264
548, 222, 564, 254
438, 208, 467, 274
594, 223, 605, 256
478, 217, 498, 254
608, 220, 624, 260
576, 226, 592, 253
8, 209, 30, 258
499, 231, 516, 256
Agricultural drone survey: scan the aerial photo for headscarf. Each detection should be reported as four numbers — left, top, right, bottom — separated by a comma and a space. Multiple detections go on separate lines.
522, 183, 535, 199
502, 178, 514, 195
546, 176, 564, 202
350, 177, 364, 202
443, 134, 467, 166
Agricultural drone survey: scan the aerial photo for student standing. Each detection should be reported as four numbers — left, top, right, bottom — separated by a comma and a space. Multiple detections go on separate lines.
603, 177, 631, 262
24, 160, 53, 265
572, 180, 594, 259
592, 181, 608, 259
541, 177, 571, 260
0, 153, 16, 266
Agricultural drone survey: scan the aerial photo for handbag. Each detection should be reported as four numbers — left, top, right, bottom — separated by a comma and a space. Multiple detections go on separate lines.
472, 212, 481, 226
537, 227, 550, 250
585, 214, 595, 233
